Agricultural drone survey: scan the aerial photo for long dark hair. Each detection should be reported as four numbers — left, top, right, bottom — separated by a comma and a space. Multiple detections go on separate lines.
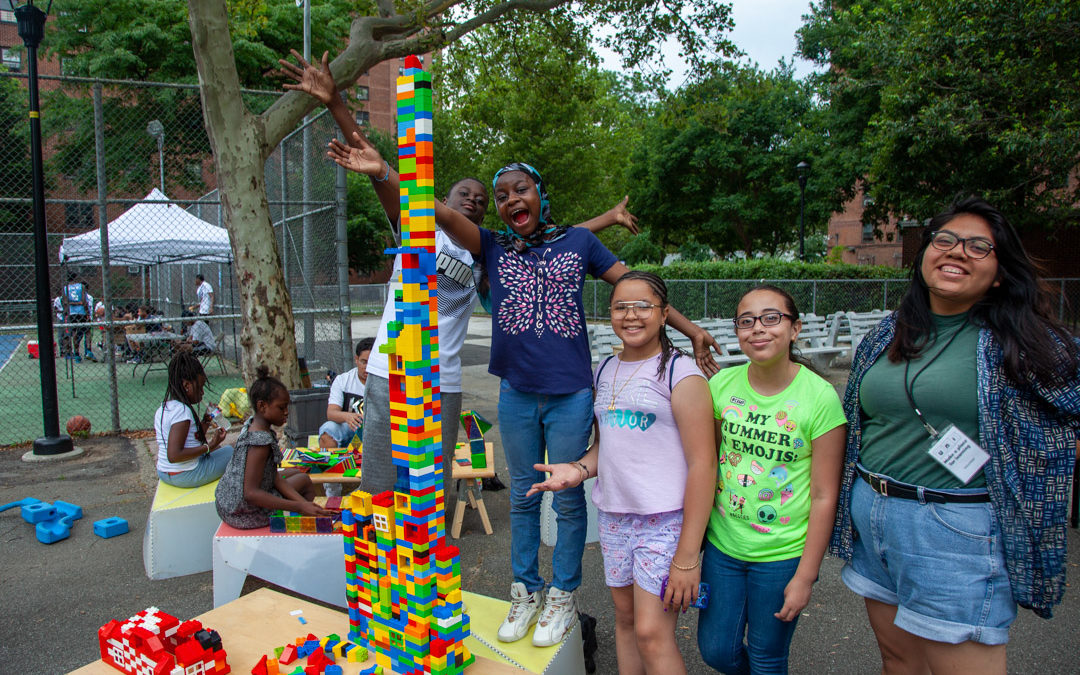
611, 270, 683, 380
737, 284, 820, 374
890, 196, 1079, 387
161, 351, 208, 444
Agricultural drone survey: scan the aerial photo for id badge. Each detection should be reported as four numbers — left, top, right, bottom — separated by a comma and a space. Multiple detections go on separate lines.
927, 424, 989, 484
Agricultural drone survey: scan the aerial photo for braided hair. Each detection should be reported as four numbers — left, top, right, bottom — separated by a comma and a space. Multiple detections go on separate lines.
248, 365, 288, 416
161, 351, 208, 444
612, 270, 683, 381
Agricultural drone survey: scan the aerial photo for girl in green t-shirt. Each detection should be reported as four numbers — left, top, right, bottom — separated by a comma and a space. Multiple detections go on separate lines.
699, 286, 847, 674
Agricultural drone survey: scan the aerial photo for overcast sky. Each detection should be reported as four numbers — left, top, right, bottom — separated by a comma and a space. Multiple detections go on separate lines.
597, 0, 819, 87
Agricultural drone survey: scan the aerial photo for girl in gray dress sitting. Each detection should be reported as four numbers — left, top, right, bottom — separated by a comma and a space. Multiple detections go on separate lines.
215, 366, 332, 528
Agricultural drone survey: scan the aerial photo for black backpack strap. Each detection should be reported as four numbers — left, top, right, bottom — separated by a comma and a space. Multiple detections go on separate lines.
594, 355, 617, 389
667, 351, 682, 393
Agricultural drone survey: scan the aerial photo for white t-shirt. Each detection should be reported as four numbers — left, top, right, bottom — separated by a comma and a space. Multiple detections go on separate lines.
196, 280, 214, 314
189, 320, 215, 351
366, 228, 478, 392
329, 367, 366, 414
155, 400, 201, 473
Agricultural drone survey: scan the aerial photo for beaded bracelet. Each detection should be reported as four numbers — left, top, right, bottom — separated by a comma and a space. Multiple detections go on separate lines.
373, 160, 390, 183
671, 554, 702, 571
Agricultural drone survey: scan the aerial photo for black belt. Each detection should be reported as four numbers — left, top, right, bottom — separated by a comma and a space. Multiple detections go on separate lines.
856, 465, 989, 504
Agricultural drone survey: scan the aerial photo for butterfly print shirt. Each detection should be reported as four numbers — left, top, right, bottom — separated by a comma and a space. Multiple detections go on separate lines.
479, 227, 617, 394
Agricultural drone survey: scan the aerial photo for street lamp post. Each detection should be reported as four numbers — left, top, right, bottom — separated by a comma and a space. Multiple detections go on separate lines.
146, 119, 165, 193
797, 160, 809, 261
18, 0, 74, 457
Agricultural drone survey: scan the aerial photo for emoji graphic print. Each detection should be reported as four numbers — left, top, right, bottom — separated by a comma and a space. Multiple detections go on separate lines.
496, 248, 584, 339
707, 365, 846, 562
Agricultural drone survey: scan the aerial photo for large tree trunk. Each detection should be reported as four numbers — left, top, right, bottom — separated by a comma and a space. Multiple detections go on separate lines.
188, 0, 302, 387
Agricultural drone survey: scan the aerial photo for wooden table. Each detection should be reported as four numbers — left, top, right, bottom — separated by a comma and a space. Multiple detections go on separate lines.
70, 587, 525, 674
452, 442, 495, 538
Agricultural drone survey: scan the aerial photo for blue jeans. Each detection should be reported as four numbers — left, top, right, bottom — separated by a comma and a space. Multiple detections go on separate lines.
157, 445, 234, 488
842, 475, 1015, 645
498, 380, 592, 593
697, 542, 801, 675
318, 420, 359, 447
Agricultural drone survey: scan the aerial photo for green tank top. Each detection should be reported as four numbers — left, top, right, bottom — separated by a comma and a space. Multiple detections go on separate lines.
858, 312, 985, 489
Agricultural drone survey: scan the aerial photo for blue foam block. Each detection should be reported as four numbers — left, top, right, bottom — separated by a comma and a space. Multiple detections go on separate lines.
93, 517, 129, 538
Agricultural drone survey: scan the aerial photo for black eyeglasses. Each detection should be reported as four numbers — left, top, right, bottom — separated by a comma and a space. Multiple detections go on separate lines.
929, 230, 995, 259
733, 312, 796, 330
611, 301, 662, 317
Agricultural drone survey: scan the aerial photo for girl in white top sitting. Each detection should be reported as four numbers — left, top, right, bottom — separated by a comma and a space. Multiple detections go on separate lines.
154, 352, 234, 488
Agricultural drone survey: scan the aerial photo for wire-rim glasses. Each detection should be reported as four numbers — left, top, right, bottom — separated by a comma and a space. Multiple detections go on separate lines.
611, 301, 662, 318
929, 230, 995, 259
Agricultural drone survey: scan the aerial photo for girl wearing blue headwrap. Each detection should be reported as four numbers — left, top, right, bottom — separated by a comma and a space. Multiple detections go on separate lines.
330, 141, 725, 648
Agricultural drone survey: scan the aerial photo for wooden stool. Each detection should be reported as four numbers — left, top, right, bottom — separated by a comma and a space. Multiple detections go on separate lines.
451, 442, 495, 538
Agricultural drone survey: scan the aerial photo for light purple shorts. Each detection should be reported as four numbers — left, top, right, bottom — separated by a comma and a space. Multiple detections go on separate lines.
597, 509, 684, 597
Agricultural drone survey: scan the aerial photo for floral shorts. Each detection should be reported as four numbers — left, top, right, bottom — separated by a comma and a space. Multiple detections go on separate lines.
597, 509, 684, 597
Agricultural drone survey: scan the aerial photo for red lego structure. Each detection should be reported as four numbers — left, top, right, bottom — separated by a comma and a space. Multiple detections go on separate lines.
98, 606, 230, 675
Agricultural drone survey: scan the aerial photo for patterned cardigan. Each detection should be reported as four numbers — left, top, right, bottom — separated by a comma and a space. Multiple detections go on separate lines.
829, 313, 1080, 618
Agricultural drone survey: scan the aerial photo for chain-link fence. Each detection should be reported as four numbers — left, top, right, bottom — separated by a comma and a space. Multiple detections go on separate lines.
0, 74, 352, 447
581, 278, 1080, 326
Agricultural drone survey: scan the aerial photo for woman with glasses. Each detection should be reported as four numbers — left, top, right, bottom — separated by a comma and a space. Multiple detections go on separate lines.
699, 284, 846, 674
831, 196, 1080, 674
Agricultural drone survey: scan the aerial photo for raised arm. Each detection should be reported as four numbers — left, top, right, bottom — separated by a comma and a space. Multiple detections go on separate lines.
575, 196, 639, 235
279, 50, 400, 224
599, 262, 723, 375
327, 134, 483, 255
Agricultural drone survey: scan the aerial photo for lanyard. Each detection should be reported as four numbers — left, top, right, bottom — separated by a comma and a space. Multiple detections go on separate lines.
903, 317, 968, 439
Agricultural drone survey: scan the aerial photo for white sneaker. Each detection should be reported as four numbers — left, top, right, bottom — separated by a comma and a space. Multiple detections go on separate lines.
531, 586, 577, 647
497, 582, 542, 643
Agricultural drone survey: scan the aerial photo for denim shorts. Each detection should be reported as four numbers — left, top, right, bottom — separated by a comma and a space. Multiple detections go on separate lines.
597, 509, 683, 597
842, 476, 1016, 645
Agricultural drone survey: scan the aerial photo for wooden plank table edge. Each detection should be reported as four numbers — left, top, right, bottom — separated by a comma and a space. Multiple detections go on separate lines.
70, 588, 525, 674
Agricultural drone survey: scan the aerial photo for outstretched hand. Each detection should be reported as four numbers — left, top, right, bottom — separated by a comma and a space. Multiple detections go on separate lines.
611, 196, 639, 235
525, 462, 584, 497
692, 330, 722, 378
278, 49, 337, 105
327, 132, 385, 177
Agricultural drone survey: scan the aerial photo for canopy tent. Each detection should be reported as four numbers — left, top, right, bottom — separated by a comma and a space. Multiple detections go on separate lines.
59, 188, 232, 265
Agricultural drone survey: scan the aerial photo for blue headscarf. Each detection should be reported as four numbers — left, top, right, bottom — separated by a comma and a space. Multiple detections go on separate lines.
491, 163, 570, 253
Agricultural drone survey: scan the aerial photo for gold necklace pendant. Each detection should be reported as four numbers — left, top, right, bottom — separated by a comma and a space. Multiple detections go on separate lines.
608, 355, 651, 411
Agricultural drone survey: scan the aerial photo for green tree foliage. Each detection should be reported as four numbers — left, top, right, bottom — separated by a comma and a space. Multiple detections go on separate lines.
0, 78, 32, 232
41, 0, 363, 194
628, 63, 848, 257
617, 229, 665, 265
432, 11, 648, 241
799, 0, 1080, 227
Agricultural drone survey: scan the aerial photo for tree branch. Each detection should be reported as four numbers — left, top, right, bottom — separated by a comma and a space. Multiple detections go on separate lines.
262, 0, 570, 150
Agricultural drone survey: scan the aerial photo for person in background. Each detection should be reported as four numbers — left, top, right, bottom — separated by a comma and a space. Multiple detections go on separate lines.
175, 310, 216, 356
195, 273, 214, 315
61, 272, 93, 362
319, 337, 374, 449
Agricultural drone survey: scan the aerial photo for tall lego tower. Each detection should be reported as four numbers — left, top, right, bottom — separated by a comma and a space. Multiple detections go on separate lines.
341, 55, 474, 675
